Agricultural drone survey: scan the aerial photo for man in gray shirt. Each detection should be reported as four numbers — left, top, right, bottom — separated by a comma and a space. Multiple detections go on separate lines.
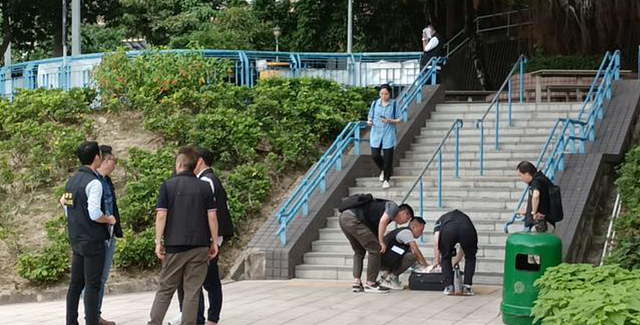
379, 217, 429, 290
338, 197, 414, 293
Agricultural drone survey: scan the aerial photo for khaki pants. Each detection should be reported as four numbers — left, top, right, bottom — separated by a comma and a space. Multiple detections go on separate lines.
148, 247, 209, 325
385, 252, 417, 277
338, 211, 381, 283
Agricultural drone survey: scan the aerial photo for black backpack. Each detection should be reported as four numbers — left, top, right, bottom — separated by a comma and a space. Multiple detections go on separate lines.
542, 176, 564, 223
338, 193, 373, 212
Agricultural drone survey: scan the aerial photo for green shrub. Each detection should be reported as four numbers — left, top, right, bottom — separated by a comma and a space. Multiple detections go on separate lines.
532, 263, 640, 325
16, 241, 70, 284
114, 228, 158, 269
527, 51, 602, 72
607, 145, 640, 269
119, 148, 175, 232
226, 163, 272, 224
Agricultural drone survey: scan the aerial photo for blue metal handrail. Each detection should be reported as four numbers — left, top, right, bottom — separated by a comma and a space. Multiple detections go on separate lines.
401, 119, 463, 219
476, 55, 527, 175
275, 121, 367, 244
504, 50, 621, 233
397, 57, 446, 122
275, 57, 444, 245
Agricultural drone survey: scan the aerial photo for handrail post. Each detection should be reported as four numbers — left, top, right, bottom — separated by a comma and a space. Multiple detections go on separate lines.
355, 123, 361, 155
479, 121, 485, 175
614, 52, 620, 80
455, 123, 460, 178
438, 150, 443, 208
508, 79, 513, 126
279, 219, 287, 245
419, 178, 424, 220
519, 57, 525, 104
495, 100, 500, 150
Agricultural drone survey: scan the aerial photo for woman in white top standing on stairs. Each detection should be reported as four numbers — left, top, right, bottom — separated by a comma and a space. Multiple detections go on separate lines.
368, 84, 401, 189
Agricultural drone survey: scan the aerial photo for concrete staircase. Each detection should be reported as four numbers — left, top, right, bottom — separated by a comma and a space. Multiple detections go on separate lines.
295, 102, 584, 285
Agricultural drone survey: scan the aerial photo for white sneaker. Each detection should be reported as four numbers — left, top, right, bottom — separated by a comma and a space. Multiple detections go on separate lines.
382, 181, 390, 189
168, 313, 182, 325
379, 171, 385, 182
384, 275, 404, 290
363, 283, 390, 294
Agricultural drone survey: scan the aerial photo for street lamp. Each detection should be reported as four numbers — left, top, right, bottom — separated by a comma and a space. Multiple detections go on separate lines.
273, 26, 281, 52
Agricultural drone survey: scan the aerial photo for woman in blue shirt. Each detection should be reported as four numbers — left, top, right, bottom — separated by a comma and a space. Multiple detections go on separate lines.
368, 84, 402, 189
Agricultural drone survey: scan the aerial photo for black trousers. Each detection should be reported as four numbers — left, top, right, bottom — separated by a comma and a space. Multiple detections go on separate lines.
371, 145, 394, 182
439, 220, 478, 287
66, 241, 106, 325
178, 256, 222, 324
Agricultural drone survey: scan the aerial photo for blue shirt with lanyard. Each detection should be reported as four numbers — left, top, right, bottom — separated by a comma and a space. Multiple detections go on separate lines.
368, 98, 398, 150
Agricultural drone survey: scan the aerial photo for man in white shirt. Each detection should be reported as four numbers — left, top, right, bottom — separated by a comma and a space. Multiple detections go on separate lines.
420, 24, 443, 74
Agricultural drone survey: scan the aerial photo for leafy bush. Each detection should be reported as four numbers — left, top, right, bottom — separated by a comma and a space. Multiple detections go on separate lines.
527, 50, 602, 72
115, 228, 158, 269
226, 163, 272, 224
17, 242, 70, 284
0, 89, 92, 191
532, 263, 640, 325
118, 148, 175, 233
608, 145, 640, 269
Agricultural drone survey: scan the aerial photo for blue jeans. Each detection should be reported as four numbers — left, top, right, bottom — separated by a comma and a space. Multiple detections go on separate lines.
97, 237, 116, 316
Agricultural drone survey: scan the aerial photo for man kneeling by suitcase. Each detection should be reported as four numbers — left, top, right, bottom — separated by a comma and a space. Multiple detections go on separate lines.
433, 210, 478, 296
338, 195, 414, 293
379, 217, 430, 290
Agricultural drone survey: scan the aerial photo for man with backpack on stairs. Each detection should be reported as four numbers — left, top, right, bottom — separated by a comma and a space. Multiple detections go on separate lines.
516, 161, 564, 233
337, 194, 414, 293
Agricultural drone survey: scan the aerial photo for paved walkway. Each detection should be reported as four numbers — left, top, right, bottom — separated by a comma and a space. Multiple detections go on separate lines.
0, 280, 505, 325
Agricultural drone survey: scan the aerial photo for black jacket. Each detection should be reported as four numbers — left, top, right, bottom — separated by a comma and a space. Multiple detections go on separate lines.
104, 176, 123, 238
199, 168, 235, 238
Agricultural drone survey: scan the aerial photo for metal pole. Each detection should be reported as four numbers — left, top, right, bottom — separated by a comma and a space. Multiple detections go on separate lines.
3, 43, 10, 67
347, 0, 353, 53
71, 0, 81, 56
62, 0, 67, 90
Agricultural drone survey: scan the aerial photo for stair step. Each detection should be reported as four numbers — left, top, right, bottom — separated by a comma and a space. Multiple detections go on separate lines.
428, 111, 580, 121
349, 187, 524, 200
311, 240, 508, 258
325, 216, 524, 232
318, 228, 508, 245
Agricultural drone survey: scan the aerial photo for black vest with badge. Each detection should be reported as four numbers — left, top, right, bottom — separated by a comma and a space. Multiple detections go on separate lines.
163, 171, 213, 247
199, 169, 235, 238
382, 227, 412, 269
351, 199, 390, 235
64, 166, 109, 245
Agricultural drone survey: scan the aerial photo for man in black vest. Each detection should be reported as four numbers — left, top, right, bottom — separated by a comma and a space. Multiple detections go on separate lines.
433, 210, 478, 296
379, 217, 430, 290
171, 148, 235, 325
338, 198, 414, 293
148, 147, 219, 325
63, 141, 116, 325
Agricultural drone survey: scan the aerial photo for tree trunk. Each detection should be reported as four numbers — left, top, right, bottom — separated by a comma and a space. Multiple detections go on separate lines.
0, 1, 11, 62
465, 0, 490, 90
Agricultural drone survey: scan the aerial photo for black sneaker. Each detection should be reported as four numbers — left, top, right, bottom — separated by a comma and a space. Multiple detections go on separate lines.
352, 282, 364, 292
364, 283, 390, 294
443, 285, 454, 295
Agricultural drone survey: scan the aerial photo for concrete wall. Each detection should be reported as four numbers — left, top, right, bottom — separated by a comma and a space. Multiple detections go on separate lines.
556, 80, 640, 261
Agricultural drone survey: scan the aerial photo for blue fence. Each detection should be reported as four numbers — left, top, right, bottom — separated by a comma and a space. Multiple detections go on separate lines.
275, 58, 442, 245
504, 50, 621, 233
0, 50, 426, 99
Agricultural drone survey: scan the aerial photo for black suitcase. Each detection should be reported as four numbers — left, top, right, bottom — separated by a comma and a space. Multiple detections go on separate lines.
408, 271, 464, 291
408, 271, 446, 291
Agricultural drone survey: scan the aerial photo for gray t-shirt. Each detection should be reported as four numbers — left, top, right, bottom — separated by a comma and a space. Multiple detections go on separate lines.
395, 228, 417, 245
385, 201, 399, 221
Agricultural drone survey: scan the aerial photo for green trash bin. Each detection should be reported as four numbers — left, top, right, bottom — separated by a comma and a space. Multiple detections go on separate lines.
501, 232, 562, 325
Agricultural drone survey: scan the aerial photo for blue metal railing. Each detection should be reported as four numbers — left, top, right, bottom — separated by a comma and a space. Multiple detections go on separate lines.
476, 55, 528, 175
397, 57, 446, 121
275, 57, 443, 245
0, 50, 432, 99
401, 119, 464, 219
504, 50, 621, 233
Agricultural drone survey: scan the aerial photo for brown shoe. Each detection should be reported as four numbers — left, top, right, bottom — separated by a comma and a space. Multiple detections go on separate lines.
98, 317, 116, 325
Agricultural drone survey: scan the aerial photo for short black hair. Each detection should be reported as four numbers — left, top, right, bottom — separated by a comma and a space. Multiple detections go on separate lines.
399, 204, 414, 218
379, 84, 392, 94
409, 217, 426, 226
177, 146, 198, 172
100, 145, 114, 160
196, 148, 214, 167
516, 161, 537, 176
427, 23, 438, 33
77, 141, 100, 165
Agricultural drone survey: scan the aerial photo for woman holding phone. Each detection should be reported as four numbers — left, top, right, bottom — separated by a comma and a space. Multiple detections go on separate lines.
367, 84, 402, 189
